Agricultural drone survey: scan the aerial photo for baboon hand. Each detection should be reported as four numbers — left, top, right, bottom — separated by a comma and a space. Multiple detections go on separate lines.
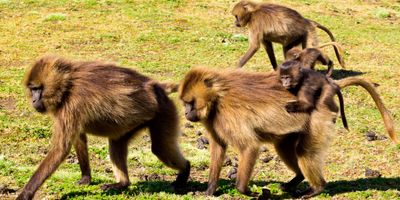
77, 175, 91, 185
205, 182, 217, 196
285, 101, 300, 113
16, 191, 32, 200
100, 182, 130, 191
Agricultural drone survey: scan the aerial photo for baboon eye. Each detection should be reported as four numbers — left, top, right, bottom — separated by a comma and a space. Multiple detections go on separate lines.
188, 100, 195, 106
184, 100, 195, 107
204, 78, 213, 87
29, 84, 43, 91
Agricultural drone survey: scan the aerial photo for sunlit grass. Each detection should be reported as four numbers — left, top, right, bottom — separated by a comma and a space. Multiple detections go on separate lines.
0, 0, 399, 199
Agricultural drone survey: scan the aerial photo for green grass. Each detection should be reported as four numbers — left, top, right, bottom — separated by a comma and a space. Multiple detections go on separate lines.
0, 0, 399, 199
43, 13, 67, 21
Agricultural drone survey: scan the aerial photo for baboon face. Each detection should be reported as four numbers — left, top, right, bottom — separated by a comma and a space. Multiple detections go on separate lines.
179, 72, 218, 122
25, 60, 49, 113
180, 85, 211, 122
24, 56, 72, 114
231, 1, 252, 27
27, 83, 45, 113
183, 99, 199, 122
278, 61, 303, 89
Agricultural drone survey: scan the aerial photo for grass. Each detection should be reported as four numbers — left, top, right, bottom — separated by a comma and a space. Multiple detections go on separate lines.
0, 0, 399, 199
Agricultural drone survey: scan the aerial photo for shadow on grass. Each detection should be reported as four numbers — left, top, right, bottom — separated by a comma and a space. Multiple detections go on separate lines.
318, 69, 365, 80
59, 177, 400, 199
325, 177, 400, 196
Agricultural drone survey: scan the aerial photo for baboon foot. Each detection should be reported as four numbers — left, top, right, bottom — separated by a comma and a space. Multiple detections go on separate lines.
298, 186, 324, 199
16, 191, 33, 200
100, 182, 129, 191
205, 182, 217, 196
257, 188, 271, 200
77, 175, 91, 185
172, 161, 191, 186
280, 174, 304, 193
237, 184, 259, 197
280, 183, 295, 193
171, 161, 191, 194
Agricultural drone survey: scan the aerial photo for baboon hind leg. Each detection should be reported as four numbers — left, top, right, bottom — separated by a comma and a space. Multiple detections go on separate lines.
148, 108, 190, 190
296, 115, 332, 199
284, 37, 304, 60
305, 29, 319, 48
263, 40, 278, 70
274, 134, 304, 192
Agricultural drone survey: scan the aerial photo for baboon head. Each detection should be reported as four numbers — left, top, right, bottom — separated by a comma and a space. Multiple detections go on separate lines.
179, 68, 225, 122
24, 56, 73, 113
231, 0, 257, 27
278, 61, 303, 89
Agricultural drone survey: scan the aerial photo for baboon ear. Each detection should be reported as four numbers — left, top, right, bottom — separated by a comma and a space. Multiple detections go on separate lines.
204, 78, 213, 88
54, 59, 72, 73
292, 51, 301, 59
243, 3, 256, 12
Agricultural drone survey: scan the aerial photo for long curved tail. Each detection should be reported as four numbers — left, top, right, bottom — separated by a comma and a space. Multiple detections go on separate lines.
336, 90, 349, 130
319, 42, 345, 70
319, 42, 343, 52
335, 77, 397, 143
311, 20, 345, 68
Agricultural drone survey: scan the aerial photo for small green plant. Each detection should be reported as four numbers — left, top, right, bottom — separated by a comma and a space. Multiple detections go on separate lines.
231, 34, 248, 42
89, 146, 108, 160
374, 8, 391, 19
44, 13, 67, 22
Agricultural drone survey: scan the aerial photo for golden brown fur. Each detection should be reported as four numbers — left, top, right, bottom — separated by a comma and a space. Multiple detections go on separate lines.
179, 67, 396, 198
232, 0, 344, 69
18, 56, 190, 200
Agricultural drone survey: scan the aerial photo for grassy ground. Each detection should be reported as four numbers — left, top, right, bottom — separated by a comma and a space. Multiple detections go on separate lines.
0, 0, 399, 199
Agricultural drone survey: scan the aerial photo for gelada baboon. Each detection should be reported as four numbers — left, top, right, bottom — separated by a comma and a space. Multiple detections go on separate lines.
286, 42, 345, 77
179, 67, 396, 198
278, 60, 348, 130
18, 56, 190, 200
232, 0, 345, 70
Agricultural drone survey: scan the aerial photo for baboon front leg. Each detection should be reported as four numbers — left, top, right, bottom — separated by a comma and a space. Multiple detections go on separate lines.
17, 127, 74, 200
101, 138, 130, 191
236, 147, 259, 195
264, 40, 277, 70
74, 134, 91, 185
148, 112, 190, 191
238, 44, 260, 68
205, 138, 227, 195
149, 130, 191, 190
